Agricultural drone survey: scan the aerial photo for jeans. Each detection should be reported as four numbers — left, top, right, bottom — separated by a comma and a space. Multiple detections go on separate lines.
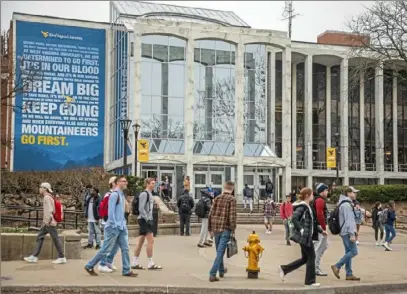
281, 244, 316, 285
198, 218, 209, 245
87, 222, 101, 246
384, 224, 396, 243
313, 233, 328, 272
335, 235, 358, 277
100, 236, 121, 267
209, 230, 231, 277
32, 225, 64, 258
283, 219, 290, 241
85, 226, 131, 275
374, 224, 384, 241
179, 213, 191, 235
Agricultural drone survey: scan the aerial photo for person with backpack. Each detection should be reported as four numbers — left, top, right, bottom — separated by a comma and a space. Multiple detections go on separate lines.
196, 189, 213, 248
313, 183, 329, 276
263, 196, 278, 234
132, 177, 163, 270
85, 175, 137, 277
177, 189, 195, 236
24, 183, 66, 264
330, 186, 360, 281
278, 187, 322, 287
84, 187, 102, 250
243, 184, 253, 213
265, 179, 274, 200
383, 200, 397, 251
280, 194, 293, 245
371, 201, 384, 246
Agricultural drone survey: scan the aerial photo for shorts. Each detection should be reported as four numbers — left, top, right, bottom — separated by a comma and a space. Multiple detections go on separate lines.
138, 218, 153, 236
264, 216, 274, 224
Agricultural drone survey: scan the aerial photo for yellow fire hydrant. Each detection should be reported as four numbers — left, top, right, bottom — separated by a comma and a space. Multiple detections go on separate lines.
242, 231, 264, 279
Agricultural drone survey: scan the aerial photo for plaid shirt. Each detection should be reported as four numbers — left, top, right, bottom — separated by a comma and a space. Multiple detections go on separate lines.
208, 193, 237, 234
264, 199, 278, 217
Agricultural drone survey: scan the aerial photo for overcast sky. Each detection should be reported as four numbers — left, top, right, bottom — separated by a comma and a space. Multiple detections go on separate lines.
1, 1, 373, 42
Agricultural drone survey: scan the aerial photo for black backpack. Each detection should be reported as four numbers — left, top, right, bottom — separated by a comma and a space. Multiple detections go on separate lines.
180, 197, 190, 213
194, 198, 206, 218
328, 200, 352, 235
132, 191, 149, 216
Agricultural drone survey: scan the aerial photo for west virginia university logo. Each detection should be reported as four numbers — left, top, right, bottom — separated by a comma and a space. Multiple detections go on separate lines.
64, 95, 75, 105
140, 142, 147, 149
328, 149, 335, 156
41, 31, 49, 38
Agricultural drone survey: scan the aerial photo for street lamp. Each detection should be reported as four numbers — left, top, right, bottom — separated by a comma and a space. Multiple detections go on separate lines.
132, 123, 141, 176
334, 132, 340, 185
120, 118, 132, 175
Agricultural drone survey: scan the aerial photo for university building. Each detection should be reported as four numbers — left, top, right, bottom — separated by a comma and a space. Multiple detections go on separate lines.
3, 1, 407, 201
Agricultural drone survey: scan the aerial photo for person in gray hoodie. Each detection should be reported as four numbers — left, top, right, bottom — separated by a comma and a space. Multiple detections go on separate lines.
331, 186, 360, 281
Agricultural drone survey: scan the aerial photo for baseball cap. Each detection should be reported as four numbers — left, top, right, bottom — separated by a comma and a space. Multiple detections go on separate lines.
108, 176, 117, 185
40, 182, 53, 193
345, 186, 359, 193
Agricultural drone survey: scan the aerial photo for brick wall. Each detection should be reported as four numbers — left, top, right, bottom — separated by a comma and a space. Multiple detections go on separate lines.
317, 30, 370, 47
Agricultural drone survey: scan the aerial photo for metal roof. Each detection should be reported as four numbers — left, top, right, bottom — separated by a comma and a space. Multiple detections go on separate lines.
112, 1, 251, 28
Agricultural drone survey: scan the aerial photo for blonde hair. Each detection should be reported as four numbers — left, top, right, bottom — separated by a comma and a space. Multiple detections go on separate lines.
144, 177, 155, 188
299, 187, 313, 201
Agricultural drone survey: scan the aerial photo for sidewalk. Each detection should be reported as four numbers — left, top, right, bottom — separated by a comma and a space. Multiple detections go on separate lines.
2, 225, 407, 293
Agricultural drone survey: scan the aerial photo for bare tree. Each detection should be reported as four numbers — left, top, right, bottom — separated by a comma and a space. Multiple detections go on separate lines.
347, 1, 407, 81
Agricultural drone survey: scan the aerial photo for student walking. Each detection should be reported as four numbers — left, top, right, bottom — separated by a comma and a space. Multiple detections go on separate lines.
353, 201, 362, 245
208, 181, 237, 282
263, 197, 278, 234
196, 189, 213, 248
24, 183, 66, 264
85, 176, 136, 277
132, 178, 162, 270
371, 201, 384, 246
177, 189, 195, 236
279, 187, 322, 287
243, 184, 253, 213
383, 200, 397, 251
313, 183, 329, 276
280, 194, 293, 245
331, 186, 360, 281
84, 187, 102, 249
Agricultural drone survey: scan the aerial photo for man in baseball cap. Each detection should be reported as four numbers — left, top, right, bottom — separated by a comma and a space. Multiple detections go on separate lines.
314, 183, 329, 276
344, 186, 359, 194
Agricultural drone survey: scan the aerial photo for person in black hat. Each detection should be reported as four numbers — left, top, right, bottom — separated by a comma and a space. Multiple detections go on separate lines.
313, 183, 329, 276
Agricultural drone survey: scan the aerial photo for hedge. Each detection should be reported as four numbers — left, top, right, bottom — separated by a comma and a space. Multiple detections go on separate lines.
330, 185, 407, 203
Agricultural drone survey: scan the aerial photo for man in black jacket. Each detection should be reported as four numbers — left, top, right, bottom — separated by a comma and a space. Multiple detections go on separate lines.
197, 189, 213, 247
177, 189, 195, 236
84, 187, 102, 249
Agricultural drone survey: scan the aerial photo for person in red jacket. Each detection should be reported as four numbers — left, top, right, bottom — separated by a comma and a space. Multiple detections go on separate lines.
313, 183, 329, 276
280, 194, 293, 246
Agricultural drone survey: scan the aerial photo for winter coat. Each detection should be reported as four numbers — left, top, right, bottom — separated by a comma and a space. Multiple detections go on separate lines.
200, 190, 213, 218
290, 201, 322, 246
84, 194, 102, 220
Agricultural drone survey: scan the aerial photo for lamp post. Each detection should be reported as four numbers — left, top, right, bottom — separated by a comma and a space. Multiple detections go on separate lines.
132, 123, 141, 176
334, 132, 340, 185
120, 118, 132, 175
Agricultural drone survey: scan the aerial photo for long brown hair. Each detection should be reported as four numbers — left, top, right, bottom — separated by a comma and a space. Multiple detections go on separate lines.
299, 187, 313, 201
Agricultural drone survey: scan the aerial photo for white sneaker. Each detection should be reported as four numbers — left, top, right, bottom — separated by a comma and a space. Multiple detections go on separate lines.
107, 263, 117, 271
278, 266, 285, 281
356, 241, 359, 245
23, 255, 38, 263
98, 265, 113, 273
376, 242, 380, 246
52, 257, 67, 264
307, 283, 321, 287
383, 242, 392, 251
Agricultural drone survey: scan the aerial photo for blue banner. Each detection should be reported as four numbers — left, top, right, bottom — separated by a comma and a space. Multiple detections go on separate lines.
14, 21, 106, 171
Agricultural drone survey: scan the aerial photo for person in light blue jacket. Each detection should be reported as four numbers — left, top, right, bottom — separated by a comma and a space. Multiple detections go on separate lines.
331, 186, 360, 281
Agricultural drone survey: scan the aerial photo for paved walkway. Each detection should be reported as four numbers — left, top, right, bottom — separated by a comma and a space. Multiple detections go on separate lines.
2, 225, 407, 293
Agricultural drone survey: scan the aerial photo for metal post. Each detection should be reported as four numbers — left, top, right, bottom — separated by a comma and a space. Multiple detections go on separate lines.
123, 129, 128, 175
335, 133, 340, 185
132, 123, 141, 177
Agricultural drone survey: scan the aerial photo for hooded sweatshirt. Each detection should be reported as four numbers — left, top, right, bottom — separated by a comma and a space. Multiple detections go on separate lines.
338, 194, 357, 237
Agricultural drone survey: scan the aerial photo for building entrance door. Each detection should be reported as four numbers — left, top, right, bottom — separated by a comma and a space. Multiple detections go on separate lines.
194, 172, 207, 199
160, 171, 175, 200
209, 171, 224, 195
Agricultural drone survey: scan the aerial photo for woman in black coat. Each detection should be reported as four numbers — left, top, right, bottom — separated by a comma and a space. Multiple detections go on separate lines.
371, 201, 384, 245
279, 187, 323, 287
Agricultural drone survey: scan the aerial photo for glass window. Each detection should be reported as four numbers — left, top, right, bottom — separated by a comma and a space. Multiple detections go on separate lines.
168, 64, 185, 97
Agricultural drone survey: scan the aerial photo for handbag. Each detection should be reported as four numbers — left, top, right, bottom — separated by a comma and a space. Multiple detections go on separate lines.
226, 236, 238, 258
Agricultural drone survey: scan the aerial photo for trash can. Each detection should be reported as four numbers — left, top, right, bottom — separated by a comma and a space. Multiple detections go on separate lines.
152, 203, 159, 237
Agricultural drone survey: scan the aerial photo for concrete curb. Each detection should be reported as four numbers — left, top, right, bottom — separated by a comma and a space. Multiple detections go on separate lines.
2, 283, 407, 294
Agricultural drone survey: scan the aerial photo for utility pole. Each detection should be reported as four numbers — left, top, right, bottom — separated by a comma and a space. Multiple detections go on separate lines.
282, 1, 300, 38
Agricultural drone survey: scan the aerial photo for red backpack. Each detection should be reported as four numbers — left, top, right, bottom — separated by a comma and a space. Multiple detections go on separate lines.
99, 192, 120, 221
53, 197, 63, 223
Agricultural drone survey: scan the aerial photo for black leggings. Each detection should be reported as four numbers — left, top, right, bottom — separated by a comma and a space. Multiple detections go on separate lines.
374, 225, 384, 241
281, 244, 316, 285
